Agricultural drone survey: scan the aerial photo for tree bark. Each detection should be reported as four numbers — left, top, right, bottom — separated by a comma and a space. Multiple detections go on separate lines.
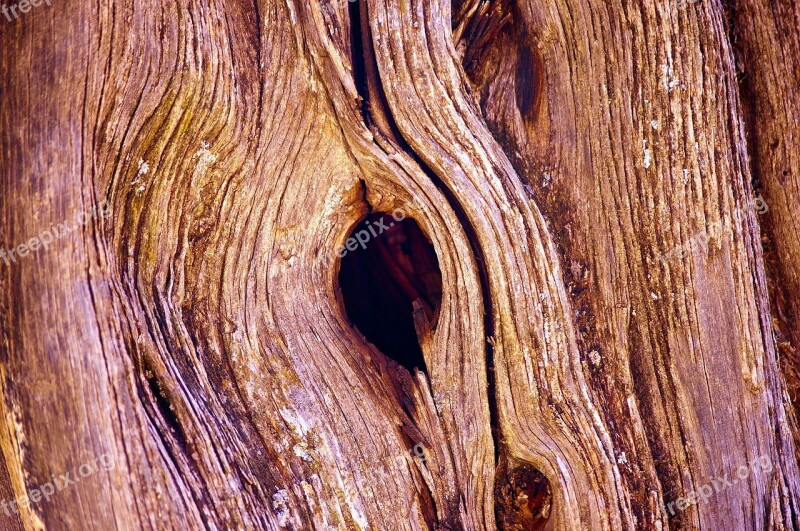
0, 0, 799, 529
728, 0, 800, 441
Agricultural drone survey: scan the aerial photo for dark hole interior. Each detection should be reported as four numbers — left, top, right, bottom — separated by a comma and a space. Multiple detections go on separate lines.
495, 462, 553, 531
515, 43, 544, 121
141, 357, 188, 450
338, 212, 443, 372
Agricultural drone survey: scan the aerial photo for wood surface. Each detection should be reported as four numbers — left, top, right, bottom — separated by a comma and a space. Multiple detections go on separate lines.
0, 0, 799, 529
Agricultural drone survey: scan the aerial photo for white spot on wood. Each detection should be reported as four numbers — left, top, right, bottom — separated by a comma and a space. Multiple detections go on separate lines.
661, 64, 680, 91
272, 489, 291, 527
293, 442, 314, 462
134, 159, 149, 181
133, 159, 150, 194
279, 408, 310, 437
194, 141, 217, 174
627, 394, 637, 412
643, 139, 652, 169
588, 350, 601, 366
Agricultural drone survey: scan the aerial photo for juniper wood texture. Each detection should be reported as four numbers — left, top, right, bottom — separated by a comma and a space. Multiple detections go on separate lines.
0, 0, 799, 530
728, 0, 800, 438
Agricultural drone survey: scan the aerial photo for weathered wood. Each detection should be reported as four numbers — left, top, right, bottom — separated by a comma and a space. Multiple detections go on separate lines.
0, 0, 799, 529
728, 0, 800, 444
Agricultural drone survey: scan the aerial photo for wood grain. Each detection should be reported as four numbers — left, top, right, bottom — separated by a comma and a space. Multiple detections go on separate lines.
0, 0, 799, 529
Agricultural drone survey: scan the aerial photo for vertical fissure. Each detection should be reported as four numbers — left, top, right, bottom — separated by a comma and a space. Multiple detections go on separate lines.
347, 0, 371, 126
347, 0, 503, 468
344, 1, 557, 527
